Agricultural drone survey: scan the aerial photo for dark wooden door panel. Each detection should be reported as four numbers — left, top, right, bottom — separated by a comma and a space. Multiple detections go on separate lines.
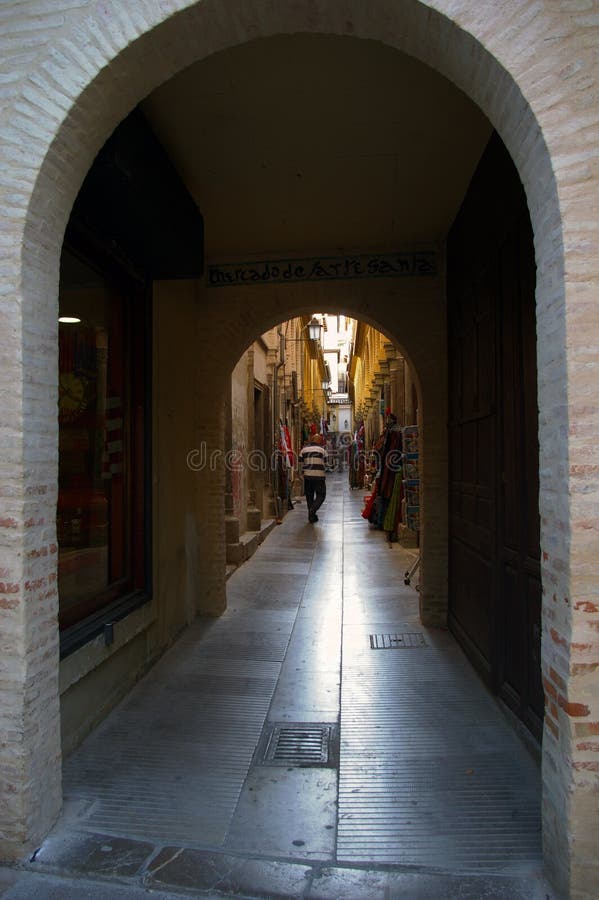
448, 132, 542, 740
450, 538, 494, 676
500, 556, 526, 700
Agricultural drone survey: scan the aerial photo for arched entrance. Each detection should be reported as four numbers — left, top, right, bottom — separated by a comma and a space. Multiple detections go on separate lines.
1, 2, 595, 895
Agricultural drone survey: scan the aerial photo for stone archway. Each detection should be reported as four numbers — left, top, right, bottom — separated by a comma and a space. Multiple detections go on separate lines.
1, 1, 597, 895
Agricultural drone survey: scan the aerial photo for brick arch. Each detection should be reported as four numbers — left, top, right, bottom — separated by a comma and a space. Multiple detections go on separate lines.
197, 282, 433, 471
2, 0, 592, 894
222, 299, 421, 390
228, 298, 425, 465
212, 281, 438, 609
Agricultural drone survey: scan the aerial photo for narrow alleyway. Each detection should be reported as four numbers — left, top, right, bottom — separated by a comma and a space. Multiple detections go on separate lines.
11, 474, 554, 899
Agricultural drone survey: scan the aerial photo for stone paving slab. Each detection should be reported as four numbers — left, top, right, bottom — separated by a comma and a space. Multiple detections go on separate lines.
0, 866, 218, 899
32, 831, 154, 878
0, 859, 557, 899
146, 847, 311, 897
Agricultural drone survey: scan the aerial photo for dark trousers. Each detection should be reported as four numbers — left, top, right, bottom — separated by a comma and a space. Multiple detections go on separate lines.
304, 477, 326, 514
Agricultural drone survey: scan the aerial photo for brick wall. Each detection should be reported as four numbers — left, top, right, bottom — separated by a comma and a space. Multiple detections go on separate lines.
0, 1, 597, 894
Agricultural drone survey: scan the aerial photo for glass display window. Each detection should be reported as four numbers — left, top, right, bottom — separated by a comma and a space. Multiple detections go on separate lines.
58, 249, 148, 633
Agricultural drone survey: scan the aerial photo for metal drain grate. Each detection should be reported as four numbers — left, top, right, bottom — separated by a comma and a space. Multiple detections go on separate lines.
262, 724, 332, 765
369, 632, 426, 649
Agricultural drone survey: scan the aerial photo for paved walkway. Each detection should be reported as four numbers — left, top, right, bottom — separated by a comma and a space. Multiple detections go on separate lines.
3, 474, 556, 899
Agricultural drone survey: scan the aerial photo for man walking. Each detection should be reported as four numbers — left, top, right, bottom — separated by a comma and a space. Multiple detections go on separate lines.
299, 433, 327, 523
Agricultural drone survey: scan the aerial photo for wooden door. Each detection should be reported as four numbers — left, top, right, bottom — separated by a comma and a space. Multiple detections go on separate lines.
497, 223, 543, 736
448, 271, 496, 680
448, 133, 543, 739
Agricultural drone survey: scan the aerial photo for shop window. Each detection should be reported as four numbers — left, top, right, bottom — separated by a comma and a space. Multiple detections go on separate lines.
57, 249, 148, 638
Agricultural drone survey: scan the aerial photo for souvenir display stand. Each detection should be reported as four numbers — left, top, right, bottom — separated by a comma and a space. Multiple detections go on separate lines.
360, 419, 420, 579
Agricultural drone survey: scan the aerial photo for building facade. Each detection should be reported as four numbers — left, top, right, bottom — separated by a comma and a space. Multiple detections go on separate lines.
349, 322, 419, 449
0, 3, 598, 897
225, 316, 330, 561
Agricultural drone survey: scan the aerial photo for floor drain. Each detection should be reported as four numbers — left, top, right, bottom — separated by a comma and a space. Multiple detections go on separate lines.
262, 724, 332, 766
369, 632, 426, 649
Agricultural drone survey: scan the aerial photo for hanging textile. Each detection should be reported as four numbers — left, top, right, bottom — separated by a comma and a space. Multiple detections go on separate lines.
379, 426, 402, 498
349, 421, 365, 489
383, 464, 403, 536
279, 421, 294, 468
278, 420, 295, 510
362, 481, 377, 520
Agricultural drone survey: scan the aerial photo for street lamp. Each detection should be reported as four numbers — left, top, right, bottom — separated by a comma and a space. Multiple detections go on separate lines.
307, 317, 321, 341
284, 317, 322, 346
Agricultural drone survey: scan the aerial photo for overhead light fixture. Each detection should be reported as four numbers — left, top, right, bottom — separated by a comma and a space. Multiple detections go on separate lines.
59, 316, 81, 324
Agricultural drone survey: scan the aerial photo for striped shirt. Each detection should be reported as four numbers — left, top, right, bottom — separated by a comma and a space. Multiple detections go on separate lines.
299, 443, 326, 478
